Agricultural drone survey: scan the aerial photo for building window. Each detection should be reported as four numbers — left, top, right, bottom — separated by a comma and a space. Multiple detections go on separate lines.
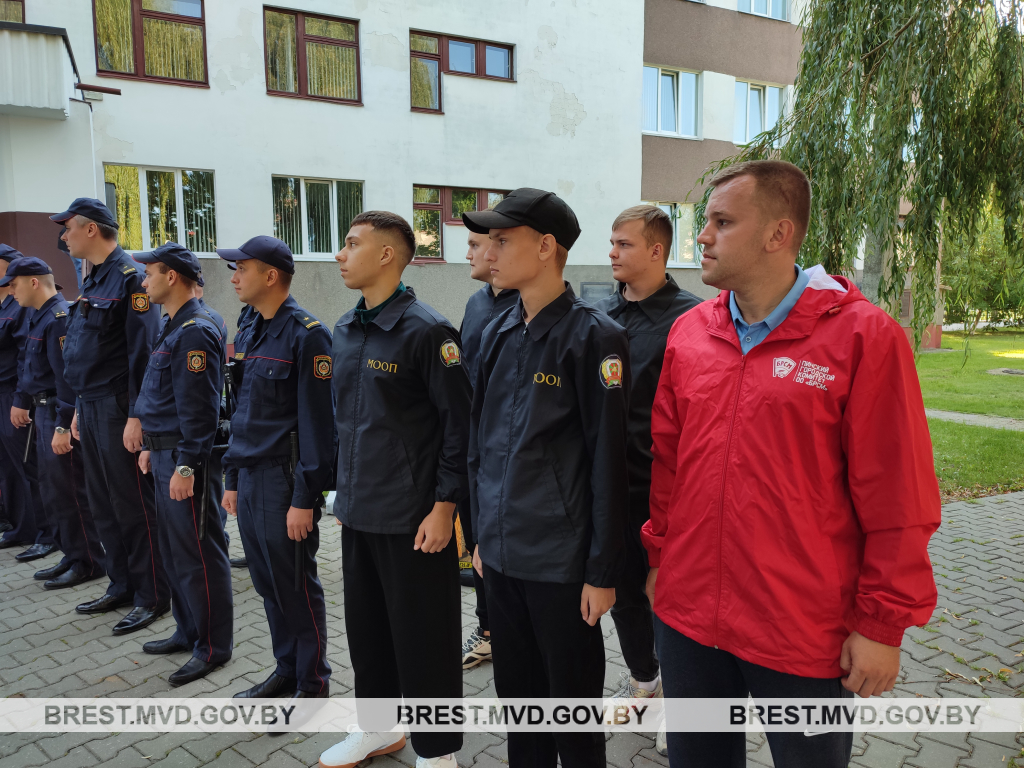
645, 202, 699, 267
272, 176, 364, 258
0, 0, 24, 22
412, 186, 506, 260
94, 0, 208, 85
410, 31, 514, 113
642, 66, 698, 137
738, 0, 788, 20
733, 81, 783, 144
104, 164, 218, 253
264, 8, 360, 104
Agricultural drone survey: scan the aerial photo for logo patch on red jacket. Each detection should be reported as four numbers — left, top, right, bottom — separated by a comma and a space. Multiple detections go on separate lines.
314, 355, 332, 379
773, 357, 796, 378
186, 350, 206, 373
600, 355, 623, 389
793, 360, 835, 391
131, 293, 150, 312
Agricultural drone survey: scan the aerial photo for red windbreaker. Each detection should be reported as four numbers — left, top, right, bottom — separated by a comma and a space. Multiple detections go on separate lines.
642, 267, 940, 678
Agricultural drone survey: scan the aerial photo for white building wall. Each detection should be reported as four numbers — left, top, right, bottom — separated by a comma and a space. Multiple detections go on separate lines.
29, 0, 644, 267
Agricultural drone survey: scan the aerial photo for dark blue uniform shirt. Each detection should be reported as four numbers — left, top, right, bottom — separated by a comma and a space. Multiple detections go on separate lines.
224, 295, 334, 509
459, 284, 519, 387
332, 287, 472, 534
136, 298, 224, 469
63, 246, 160, 414
20, 295, 76, 428
0, 294, 31, 400
198, 299, 228, 361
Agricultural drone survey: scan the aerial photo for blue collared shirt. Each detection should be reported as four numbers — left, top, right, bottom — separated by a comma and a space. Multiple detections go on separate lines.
729, 266, 810, 354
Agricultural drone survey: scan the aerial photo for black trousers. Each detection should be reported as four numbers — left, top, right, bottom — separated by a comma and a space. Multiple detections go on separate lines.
151, 450, 233, 664
342, 526, 463, 758
209, 450, 229, 546
236, 464, 331, 693
609, 510, 659, 682
456, 500, 488, 631
34, 403, 105, 571
78, 393, 166, 608
655, 616, 854, 768
483, 565, 606, 768
0, 391, 48, 546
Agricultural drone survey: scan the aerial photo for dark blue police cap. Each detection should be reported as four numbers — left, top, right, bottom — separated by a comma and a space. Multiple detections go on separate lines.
0, 244, 24, 262
0, 256, 64, 290
216, 235, 295, 275
49, 198, 119, 229
133, 242, 205, 287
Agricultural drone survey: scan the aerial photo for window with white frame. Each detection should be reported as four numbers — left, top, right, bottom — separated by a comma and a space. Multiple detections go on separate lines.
271, 176, 363, 258
733, 81, 784, 144
642, 66, 698, 137
738, 0, 788, 21
103, 164, 217, 253
645, 202, 699, 267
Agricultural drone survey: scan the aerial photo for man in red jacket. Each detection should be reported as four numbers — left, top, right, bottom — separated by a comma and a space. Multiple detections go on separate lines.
643, 160, 940, 767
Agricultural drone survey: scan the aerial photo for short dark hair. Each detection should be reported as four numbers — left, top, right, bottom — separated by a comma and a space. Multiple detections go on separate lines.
350, 210, 416, 265
709, 160, 811, 250
154, 262, 196, 291
75, 214, 119, 242
255, 258, 293, 288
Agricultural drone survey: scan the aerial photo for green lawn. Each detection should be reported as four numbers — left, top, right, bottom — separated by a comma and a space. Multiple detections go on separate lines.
929, 418, 1024, 501
918, 329, 1024, 419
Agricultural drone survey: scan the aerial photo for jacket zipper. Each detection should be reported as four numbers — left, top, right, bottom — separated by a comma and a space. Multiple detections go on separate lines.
346, 328, 368, 518
712, 354, 746, 647
495, 326, 528, 572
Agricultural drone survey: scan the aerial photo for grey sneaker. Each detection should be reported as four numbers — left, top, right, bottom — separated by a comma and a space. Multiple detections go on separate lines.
612, 671, 663, 699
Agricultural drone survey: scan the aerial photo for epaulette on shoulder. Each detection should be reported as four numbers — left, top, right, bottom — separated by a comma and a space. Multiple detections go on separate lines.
53, 307, 67, 318
292, 308, 322, 330
120, 263, 137, 276
181, 319, 197, 328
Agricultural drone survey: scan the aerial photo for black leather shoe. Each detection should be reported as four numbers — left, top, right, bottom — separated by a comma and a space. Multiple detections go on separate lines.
0, 520, 13, 534
76, 593, 133, 614
168, 657, 221, 687
233, 672, 297, 698
292, 686, 330, 698
143, 637, 191, 655
111, 603, 170, 635
35, 560, 72, 581
268, 685, 330, 736
15, 543, 57, 561
44, 563, 104, 590
229, 557, 248, 569
2, 537, 33, 551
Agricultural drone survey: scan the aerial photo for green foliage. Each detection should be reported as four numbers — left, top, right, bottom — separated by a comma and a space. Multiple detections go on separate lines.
696, 1, 1024, 350
917, 329, 1024, 418
944, 206, 1024, 325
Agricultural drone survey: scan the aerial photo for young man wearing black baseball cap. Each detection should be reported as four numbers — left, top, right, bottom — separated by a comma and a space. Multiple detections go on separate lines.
464, 189, 631, 767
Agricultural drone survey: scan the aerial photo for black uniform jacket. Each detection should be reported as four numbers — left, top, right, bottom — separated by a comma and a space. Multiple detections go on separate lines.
0, 294, 31, 398
468, 284, 631, 588
20, 295, 75, 428
332, 287, 472, 534
459, 284, 519, 387
592, 274, 702, 517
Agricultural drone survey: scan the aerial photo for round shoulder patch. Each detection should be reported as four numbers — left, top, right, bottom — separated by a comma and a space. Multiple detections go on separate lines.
131, 293, 150, 312
314, 355, 332, 380
600, 355, 623, 389
440, 339, 462, 367
186, 350, 206, 373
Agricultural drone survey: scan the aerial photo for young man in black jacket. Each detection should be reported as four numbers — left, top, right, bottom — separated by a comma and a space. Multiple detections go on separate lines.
457, 229, 519, 670
319, 211, 471, 768
464, 189, 631, 768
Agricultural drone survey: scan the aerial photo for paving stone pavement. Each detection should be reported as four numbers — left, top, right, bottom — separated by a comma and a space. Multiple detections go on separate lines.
3, 492, 1024, 767
925, 409, 1024, 432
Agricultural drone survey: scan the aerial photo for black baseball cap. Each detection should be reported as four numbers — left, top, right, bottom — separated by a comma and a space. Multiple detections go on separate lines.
216, 235, 295, 275
0, 257, 64, 290
462, 188, 581, 250
50, 198, 119, 229
134, 242, 205, 287
0, 244, 24, 262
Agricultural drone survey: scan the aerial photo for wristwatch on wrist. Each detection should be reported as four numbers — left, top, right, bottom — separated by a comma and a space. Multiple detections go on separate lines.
55, 427, 70, 435
175, 466, 194, 478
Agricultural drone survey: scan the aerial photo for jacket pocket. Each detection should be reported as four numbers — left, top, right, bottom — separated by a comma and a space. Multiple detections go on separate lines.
389, 434, 418, 494
82, 297, 117, 332
545, 459, 576, 539
248, 357, 291, 405
143, 352, 171, 396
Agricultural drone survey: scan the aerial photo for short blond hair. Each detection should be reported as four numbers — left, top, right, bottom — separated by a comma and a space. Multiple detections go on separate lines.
709, 160, 811, 250
612, 205, 673, 263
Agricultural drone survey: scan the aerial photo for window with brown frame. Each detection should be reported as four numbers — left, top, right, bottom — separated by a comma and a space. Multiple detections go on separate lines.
264, 7, 361, 104
410, 31, 513, 113
0, 0, 25, 23
412, 186, 507, 260
93, 0, 208, 86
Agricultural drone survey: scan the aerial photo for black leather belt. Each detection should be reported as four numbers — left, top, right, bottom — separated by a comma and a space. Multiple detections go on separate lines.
143, 433, 182, 451
32, 391, 57, 407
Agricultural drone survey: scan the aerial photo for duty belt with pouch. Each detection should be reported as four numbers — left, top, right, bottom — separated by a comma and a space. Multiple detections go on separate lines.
26, 391, 60, 461
143, 432, 211, 541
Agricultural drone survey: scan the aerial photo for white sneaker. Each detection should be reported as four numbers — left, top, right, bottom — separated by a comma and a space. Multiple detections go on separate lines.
461, 626, 492, 669
318, 730, 406, 768
656, 721, 668, 755
612, 671, 663, 699
416, 754, 457, 768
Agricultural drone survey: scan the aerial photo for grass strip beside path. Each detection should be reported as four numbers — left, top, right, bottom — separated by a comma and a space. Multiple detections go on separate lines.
918, 329, 1024, 419
929, 418, 1024, 502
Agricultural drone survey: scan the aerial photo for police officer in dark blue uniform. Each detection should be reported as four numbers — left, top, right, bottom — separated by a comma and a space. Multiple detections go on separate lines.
217, 236, 333, 699
222, 289, 256, 570
53, 199, 168, 633
133, 243, 234, 686
4, 257, 106, 588
0, 246, 53, 558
